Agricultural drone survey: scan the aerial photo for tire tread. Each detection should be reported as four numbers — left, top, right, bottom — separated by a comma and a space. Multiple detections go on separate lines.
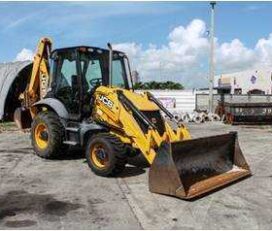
31, 111, 66, 159
86, 133, 127, 176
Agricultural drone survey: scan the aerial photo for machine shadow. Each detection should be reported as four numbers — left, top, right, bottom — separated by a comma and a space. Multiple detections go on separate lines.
118, 155, 150, 178
54, 150, 149, 178
127, 155, 150, 168
55, 148, 85, 160
118, 166, 146, 178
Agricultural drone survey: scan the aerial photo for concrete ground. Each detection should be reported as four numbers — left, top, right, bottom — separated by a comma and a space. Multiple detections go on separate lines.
0, 122, 272, 229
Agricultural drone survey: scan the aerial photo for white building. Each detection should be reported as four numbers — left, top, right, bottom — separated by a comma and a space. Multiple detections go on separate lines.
215, 68, 272, 94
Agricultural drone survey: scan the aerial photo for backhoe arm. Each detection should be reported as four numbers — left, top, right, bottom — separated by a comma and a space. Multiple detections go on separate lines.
14, 37, 52, 129
21, 37, 52, 110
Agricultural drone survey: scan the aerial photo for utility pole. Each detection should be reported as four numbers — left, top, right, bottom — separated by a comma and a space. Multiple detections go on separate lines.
209, 1, 216, 113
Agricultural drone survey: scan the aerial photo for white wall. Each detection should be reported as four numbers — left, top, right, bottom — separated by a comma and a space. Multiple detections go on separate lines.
137, 89, 196, 113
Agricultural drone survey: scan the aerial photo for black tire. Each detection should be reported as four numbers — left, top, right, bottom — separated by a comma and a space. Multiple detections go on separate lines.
125, 145, 140, 158
86, 133, 127, 177
31, 111, 66, 159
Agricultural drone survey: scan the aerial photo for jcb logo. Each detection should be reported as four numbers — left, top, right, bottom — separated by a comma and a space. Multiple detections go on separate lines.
98, 95, 113, 109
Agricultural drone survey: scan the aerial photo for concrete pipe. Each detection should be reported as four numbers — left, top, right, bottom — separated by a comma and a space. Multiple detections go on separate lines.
181, 113, 190, 123
212, 113, 221, 122
193, 114, 203, 124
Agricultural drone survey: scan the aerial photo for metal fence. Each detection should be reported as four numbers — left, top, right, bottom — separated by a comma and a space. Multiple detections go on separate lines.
196, 94, 272, 112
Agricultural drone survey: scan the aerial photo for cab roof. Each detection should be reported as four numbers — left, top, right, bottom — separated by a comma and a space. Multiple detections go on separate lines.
51, 46, 125, 56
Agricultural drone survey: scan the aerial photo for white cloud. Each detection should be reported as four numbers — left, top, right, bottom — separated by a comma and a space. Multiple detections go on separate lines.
12, 19, 272, 88
255, 33, 272, 66
243, 5, 265, 12
15, 48, 34, 61
216, 39, 256, 72
114, 19, 210, 87
113, 42, 142, 67
114, 19, 272, 88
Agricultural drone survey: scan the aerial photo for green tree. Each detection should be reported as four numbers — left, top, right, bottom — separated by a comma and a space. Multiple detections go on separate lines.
134, 81, 184, 90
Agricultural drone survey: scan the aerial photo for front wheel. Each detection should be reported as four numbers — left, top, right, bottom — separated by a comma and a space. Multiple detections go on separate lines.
86, 133, 127, 177
31, 111, 66, 159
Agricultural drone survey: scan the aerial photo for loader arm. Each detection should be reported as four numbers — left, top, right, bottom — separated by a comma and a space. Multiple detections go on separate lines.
93, 87, 191, 164
117, 91, 193, 161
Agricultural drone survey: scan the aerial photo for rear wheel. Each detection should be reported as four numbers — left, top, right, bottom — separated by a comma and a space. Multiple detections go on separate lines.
31, 111, 66, 159
86, 133, 127, 176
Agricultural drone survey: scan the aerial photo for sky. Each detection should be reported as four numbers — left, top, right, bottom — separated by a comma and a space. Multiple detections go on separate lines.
1, 1, 272, 88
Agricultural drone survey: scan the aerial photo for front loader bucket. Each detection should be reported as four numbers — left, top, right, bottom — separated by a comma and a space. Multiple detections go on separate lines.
149, 132, 251, 199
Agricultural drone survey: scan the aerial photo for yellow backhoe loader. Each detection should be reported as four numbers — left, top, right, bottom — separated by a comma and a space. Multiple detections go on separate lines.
14, 37, 251, 199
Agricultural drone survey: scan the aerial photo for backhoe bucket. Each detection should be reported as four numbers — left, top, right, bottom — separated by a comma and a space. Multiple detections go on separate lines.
14, 107, 32, 130
149, 132, 251, 199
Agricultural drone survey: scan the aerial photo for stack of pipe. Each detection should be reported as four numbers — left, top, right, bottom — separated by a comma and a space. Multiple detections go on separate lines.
165, 111, 221, 124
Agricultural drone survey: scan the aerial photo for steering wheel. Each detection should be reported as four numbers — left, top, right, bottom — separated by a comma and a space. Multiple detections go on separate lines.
89, 78, 102, 87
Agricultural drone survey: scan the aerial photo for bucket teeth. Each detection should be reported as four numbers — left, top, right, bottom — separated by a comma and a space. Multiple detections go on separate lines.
149, 132, 251, 199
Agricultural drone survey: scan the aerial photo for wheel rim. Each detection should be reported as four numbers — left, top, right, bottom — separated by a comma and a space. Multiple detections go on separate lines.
90, 144, 109, 169
34, 123, 49, 149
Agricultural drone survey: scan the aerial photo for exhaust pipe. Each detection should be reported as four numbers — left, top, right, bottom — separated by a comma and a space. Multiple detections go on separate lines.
107, 43, 113, 87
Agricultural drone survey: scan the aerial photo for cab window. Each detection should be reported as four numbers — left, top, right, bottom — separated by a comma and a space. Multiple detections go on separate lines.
112, 59, 126, 88
59, 59, 77, 88
54, 51, 80, 115
84, 60, 103, 89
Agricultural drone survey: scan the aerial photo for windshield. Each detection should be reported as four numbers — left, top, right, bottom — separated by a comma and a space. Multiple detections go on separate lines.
77, 48, 107, 93
62, 48, 133, 91
112, 59, 125, 88
112, 53, 132, 89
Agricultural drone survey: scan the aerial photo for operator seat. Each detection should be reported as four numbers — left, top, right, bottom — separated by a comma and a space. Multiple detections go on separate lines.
81, 80, 102, 119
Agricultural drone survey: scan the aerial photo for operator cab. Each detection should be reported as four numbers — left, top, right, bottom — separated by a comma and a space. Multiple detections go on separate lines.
49, 46, 133, 120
